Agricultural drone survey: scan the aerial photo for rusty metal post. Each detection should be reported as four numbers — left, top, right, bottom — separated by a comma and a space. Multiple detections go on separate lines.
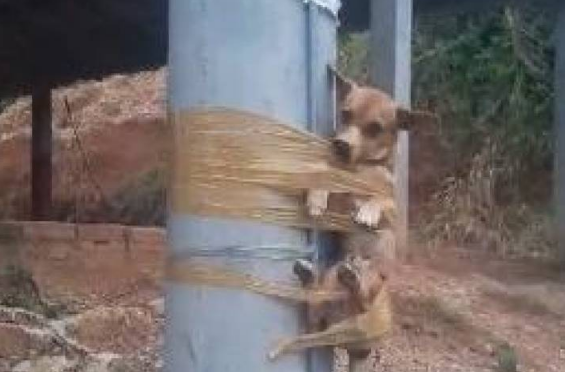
31, 86, 52, 220
555, 1, 565, 268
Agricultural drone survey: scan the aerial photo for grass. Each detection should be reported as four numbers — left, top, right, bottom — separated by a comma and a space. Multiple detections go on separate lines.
102, 167, 167, 226
496, 342, 518, 372
0, 265, 44, 313
65, 166, 167, 226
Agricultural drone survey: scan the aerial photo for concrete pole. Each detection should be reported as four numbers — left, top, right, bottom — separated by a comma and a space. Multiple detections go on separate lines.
31, 86, 52, 220
555, 2, 565, 268
370, 0, 412, 259
166, 1, 339, 372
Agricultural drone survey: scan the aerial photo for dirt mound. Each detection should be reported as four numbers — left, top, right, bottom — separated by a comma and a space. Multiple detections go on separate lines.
0, 69, 168, 223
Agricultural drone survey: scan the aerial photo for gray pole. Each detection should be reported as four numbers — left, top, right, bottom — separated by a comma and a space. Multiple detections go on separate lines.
165, 1, 339, 372
555, 2, 565, 268
370, 0, 412, 259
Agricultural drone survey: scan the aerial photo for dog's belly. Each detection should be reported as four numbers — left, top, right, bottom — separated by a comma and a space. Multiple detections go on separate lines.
327, 193, 396, 261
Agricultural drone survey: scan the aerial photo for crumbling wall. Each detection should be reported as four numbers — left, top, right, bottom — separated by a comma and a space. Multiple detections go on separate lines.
0, 222, 164, 309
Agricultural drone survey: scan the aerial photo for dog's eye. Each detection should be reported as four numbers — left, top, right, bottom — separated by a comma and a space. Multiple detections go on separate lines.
363, 122, 383, 138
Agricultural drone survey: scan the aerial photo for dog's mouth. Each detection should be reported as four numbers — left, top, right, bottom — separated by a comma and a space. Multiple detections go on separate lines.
332, 138, 392, 166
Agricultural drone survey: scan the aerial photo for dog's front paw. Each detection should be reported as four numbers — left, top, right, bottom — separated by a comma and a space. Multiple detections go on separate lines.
354, 201, 382, 229
307, 190, 329, 217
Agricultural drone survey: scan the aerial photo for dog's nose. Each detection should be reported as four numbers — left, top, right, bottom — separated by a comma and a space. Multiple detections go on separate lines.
332, 139, 351, 161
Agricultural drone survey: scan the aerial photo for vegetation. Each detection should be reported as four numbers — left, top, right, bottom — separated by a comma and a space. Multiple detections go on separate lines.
339, 5, 557, 259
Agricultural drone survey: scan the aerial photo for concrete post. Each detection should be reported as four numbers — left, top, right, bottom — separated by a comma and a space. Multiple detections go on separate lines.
166, 1, 339, 372
555, 2, 565, 268
370, 0, 412, 259
31, 86, 52, 220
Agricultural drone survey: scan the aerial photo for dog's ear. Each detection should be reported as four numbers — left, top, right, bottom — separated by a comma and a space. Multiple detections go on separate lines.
328, 65, 356, 101
396, 106, 438, 131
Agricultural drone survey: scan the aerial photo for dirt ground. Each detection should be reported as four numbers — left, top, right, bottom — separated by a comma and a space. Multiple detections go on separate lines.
2, 242, 564, 372
382, 246, 565, 372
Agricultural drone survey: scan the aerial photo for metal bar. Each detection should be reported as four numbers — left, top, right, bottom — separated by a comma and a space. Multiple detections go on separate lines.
31, 86, 52, 221
555, 2, 565, 269
370, 0, 412, 259
165, 1, 338, 372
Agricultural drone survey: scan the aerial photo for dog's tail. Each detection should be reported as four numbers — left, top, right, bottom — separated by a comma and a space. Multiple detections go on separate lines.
268, 287, 392, 360
268, 318, 367, 360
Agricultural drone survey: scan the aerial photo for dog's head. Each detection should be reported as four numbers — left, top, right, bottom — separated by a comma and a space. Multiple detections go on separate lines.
330, 67, 435, 166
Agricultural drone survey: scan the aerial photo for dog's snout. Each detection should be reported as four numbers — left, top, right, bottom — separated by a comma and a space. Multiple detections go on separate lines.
332, 139, 351, 161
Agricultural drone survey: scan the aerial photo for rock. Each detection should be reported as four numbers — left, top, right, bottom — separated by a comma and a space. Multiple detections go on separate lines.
12, 356, 75, 372
0, 302, 160, 372
0, 359, 11, 372
149, 298, 164, 317
485, 343, 495, 356
0, 323, 56, 361
0, 306, 48, 328
66, 306, 155, 354
82, 354, 119, 372
11, 354, 124, 372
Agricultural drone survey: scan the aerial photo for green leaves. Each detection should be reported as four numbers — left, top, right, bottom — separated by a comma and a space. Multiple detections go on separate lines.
413, 6, 554, 174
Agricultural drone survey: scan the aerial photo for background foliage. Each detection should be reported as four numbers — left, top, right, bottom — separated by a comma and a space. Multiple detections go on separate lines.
339, 5, 558, 259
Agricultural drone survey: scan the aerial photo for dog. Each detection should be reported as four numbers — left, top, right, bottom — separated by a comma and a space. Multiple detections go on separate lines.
273, 67, 434, 365
308, 66, 434, 249
306, 66, 434, 271
269, 256, 391, 361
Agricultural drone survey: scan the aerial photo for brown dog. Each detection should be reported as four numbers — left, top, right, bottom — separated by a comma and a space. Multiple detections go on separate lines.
308, 66, 433, 240
276, 68, 434, 364
306, 67, 434, 273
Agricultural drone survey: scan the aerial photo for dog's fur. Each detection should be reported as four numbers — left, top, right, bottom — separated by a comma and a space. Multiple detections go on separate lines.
284, 68, 434, 363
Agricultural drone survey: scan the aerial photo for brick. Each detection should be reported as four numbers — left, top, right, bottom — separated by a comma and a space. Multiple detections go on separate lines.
0, 222, 24, 267
23, 221, 76, 241
77, 223, 127, 244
